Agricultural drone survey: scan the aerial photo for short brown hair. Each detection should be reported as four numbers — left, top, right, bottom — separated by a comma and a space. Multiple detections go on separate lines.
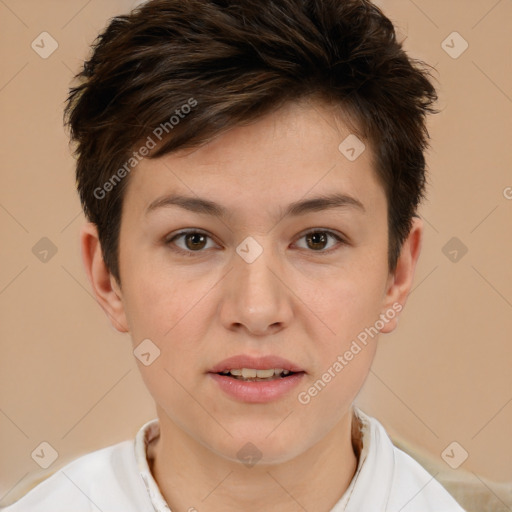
64, 0, 438, 285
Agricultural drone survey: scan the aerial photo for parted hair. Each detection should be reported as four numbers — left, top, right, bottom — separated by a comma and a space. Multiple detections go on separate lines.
64, 0, 438, 285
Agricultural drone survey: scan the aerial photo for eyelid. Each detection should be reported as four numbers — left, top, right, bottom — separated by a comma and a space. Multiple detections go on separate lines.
165, 228, 347, 256
165, 229, 219, 257
293, 229, 346, 254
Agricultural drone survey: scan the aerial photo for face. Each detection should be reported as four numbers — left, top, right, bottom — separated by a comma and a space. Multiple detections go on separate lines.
85, 99, 418, 465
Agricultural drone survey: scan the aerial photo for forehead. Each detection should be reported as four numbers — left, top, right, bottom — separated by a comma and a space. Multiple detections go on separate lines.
122, 100, 384, 222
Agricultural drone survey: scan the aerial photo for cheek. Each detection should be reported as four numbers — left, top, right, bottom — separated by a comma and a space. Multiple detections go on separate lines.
299, 255, 387, 385
121, 265, 208, 340
306, 262, 387, 340
314, 290, 380, 392
122, 270, 212, 391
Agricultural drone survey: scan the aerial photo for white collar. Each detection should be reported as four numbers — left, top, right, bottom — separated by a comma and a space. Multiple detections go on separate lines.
332, 407, 394, 511
134, 407, 376, 512
135, 418, 170, 512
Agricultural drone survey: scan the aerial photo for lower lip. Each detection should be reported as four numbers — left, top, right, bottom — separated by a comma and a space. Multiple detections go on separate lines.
208, 372, 306, 403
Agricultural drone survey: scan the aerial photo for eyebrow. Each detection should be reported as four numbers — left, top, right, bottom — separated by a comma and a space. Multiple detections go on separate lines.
145, 192, 366, 219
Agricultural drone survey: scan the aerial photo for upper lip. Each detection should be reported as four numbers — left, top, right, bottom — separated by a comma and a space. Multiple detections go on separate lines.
209, 354, 306, 374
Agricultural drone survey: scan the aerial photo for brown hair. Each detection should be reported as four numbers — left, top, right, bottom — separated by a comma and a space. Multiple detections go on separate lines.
64, 0, 438, 285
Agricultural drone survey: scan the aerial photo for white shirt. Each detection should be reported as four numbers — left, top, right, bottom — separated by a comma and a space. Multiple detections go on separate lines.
2, 408, 466, 511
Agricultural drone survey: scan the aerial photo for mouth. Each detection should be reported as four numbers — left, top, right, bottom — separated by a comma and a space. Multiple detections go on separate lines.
208, 354, 306, 379
207, 355, 306, 402
214, 368, 305, 382
208, 365, 306, 403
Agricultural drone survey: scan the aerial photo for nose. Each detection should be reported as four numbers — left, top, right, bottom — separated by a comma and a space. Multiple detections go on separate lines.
218, 242, 293, 336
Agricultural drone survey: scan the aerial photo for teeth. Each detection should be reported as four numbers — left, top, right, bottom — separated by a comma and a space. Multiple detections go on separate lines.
220, 368, 292, 378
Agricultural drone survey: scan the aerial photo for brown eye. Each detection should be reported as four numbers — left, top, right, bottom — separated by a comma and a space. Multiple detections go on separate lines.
295, 230, 345, 254
306, 232, 328, 250
166, 230, 216, 256
166, 228, 346, 258
184, 232, 208, 250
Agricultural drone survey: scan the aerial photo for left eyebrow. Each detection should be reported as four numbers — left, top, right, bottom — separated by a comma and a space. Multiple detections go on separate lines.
144, 192, 366, 219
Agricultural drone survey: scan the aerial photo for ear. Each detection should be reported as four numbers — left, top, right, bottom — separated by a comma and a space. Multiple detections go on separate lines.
379, 216, 423, 334
80, 222, 129, 333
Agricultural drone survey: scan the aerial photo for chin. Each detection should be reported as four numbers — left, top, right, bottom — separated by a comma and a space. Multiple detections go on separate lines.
207, 429, 306, 467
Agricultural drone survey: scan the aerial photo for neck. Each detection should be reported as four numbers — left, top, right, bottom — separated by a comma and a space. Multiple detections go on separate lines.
149, 407, 361, 512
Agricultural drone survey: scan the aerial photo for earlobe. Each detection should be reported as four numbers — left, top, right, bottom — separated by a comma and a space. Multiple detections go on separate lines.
80, 222, 129, 333
379, 216, 423, 334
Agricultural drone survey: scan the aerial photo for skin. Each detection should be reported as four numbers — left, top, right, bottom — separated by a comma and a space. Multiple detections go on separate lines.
81, 98, 422, 512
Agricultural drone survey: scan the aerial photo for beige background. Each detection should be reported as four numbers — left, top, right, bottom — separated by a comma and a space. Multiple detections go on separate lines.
1, 0, 511, 509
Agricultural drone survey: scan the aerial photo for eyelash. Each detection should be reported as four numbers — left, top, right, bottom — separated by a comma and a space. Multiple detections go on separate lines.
165, 229, 347, 257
